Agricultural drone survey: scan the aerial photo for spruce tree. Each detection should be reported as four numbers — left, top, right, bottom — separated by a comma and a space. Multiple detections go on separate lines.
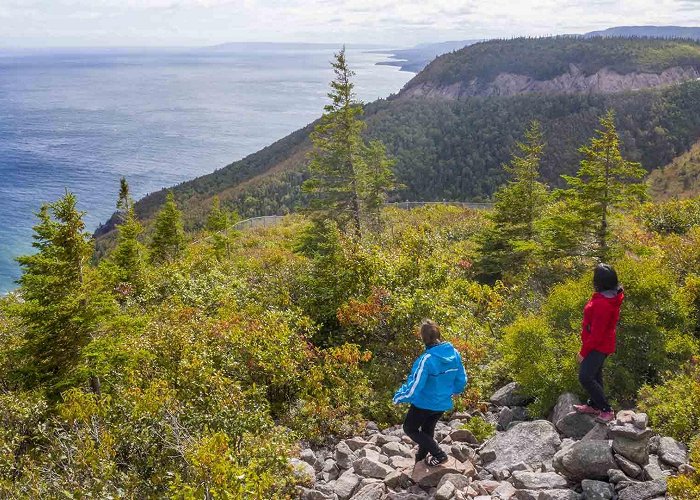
303, 47, 366, 239
476, 121, 549, 281
560, 110, 647, 260
206, 196, 233, 260
359, 140, 396, 232
149, 192, 186, 264
110, 178, 146, 288
15, 192, 113, 389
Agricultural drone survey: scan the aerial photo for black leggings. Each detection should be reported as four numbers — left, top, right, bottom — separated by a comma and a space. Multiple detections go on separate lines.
402, 404, 446, 460
579, 350, 611, 412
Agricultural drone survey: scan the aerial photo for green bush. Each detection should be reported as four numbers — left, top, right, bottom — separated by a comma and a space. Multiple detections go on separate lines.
461, 415, 496, 443
640, 199, 700, 235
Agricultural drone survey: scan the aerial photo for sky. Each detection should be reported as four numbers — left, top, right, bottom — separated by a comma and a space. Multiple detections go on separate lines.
1, 0, 699, 48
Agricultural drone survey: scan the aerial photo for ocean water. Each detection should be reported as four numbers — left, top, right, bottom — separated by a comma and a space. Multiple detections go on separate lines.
0, 45, 413, 293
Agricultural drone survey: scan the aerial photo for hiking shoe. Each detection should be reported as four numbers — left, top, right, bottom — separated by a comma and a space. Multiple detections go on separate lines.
415, 452, 428, 463
573, 404, 600, 415
424, 454, 448, 467
596, 410, 615, 423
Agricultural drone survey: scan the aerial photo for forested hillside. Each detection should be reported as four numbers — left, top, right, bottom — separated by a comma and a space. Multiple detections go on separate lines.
649, 139, 700, 200
94, 36, 700, 244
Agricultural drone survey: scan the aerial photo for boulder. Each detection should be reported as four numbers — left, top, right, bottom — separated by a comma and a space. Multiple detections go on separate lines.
382, 441, 413, 459
511, 471, 568, 490
498, 406, 514, 431
492, 481, 517, 498
334, 470, 360, 500
581, 423, 609, 442
538, 490, 581, 500
617, 479, 667, 500
384, 469, 413, 489
549, 393, 580, 426
512, 491, 538, 500
657, 436, 688, 467
451, 443, 477, 463
322, 458, 340, 481
411, 457, 473, 488
345, 437, 370, 451
352, 458, 395, 479
615, 454, 643, 479
385, 493, 428, 500
449, 428, 478, 444
300, 449, 322, 471
553, 440, 616, 481
480, 420, 561, 473
490, 382, 532, 407
437, 472, 472, 490
289, 458, 316, 484
607, 468, 633, 484
352, 482, 386, 500
298, 487, 334, 500
434, 480, 455, 500
632, 413, 648, 430
581, 479, 614, 499
389, 455, 415, 470
612, 436, 649, 466
335, 441, 357, 469
555, 412, 597, 440
643, 456, 669, 481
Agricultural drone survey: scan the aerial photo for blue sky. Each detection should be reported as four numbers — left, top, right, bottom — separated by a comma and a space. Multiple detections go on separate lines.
1, 0, 699, 48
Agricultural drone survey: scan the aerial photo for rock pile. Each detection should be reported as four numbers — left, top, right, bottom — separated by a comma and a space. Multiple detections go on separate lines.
294, 384, 691, 499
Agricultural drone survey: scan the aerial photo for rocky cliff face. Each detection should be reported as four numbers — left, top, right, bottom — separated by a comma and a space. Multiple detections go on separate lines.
400, 64, 700, 100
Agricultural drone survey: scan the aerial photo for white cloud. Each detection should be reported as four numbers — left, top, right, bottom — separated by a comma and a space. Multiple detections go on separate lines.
0, 0, 698, 47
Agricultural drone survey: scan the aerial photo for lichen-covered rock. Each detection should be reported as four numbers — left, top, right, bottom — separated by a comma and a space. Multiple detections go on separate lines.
581, 479, 614, 499
617, 478, 667, 500
553, 440, 616, 481
290, 458, 317, 484
510, 471, 568, 490
658, 436, 688, 467
333, 470, 360, 500
480, 420, 561, 472
335, 441, 357, 469
490, 382, 532, 407
352, 482, 386, 500
352, 457, 395, 479
615, 453, 643, 478
538, 489, 581, 500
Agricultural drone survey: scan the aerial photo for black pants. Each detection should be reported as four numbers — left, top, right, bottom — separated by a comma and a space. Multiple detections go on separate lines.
579, 350, 611, 412
402, 404, 446, 460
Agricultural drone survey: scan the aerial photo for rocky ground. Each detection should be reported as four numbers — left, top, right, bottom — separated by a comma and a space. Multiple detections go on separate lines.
291, 383, 692, 499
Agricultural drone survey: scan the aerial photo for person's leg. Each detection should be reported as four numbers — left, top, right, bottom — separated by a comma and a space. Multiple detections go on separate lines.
421, 410, 446, 459
403, 405, 431, 461
579, 351, 611, 411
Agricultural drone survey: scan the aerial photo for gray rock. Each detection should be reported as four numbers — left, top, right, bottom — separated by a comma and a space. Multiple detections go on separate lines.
648, 435, 660, 455
632, 413, 648, 430
490, 382, 532, 407
617, 479, 667, 500
581, 479, 614, 499
358, 448, 388, 464
435, 480, 455, 500
333, 470, 360, 500
351, 482, 386, 500
381, 441, 413, 459
553, 440, 616, 481
451, 443, 477, 463
511, 471, 568, 490
384, 469, 413, 489
437, 472, 472, 490
290, 458, 316, 484
556, 412, 597, 440
607, 468, 633, 484
385, 493, 428, 500
322, 458, 340, 481
300, 449, 322, 471
643, 455, 669, 481
538, 490, 581, 500
513, 491, 539, 500
411, 457, 475, 488
345, 437, 370, 451
480, 420, 561, 473
298, 487, 335, 500
375, 434, 401, 446
615, 453, 643, 478
512, 406, 529, 421
493, 481, 517, 499
450, 428, 478, 444
581, 423, 610, 442
388, 455, 415, 471
658, 436, 688, 467
511, 461, 533, 472
679, 463, 697, 475
612, 435, 649, 466
335, 441, 357, 469
498, 406, 514, 431
352, 458, 395, 479
609, 425, 652, 441
549, 393, 580, 426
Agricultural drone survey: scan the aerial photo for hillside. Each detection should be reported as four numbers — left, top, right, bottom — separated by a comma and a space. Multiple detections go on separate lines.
648, 138, 700, 200
585, 25, 700, 40
97, 36, 700, 239
375, 40, 481, 72
400, 37, 700, 99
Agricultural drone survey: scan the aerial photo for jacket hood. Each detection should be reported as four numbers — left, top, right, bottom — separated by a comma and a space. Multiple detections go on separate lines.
425, 342, 458, 363
594, 287, 624, 306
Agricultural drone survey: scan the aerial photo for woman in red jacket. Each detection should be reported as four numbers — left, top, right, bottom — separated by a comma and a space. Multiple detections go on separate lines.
573, 263, 624, 423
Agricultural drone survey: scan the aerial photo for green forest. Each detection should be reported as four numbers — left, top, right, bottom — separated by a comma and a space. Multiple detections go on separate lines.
4, 47, 700, 497
105, 37, 700, 240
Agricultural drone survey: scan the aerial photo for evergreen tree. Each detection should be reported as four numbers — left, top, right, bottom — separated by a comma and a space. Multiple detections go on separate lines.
206, 196, 235, 260
476, 121, 549, 281
117, 176, 131, 214
111, 178, 146, 287
302, 47, 366, 239
359, 140, 396, 232
15, 192, 113, 389
149, 192, 186, 264
560, 110, 647, 260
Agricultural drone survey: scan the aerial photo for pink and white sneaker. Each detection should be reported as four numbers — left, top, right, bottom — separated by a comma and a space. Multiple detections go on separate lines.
573, 404, 600, 415
596, 410, 615, 423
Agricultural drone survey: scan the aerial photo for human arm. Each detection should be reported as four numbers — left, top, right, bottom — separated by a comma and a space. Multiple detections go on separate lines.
393, 354, 431, 405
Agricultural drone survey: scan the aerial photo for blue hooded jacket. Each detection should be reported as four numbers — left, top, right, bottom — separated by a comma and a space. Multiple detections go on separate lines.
393, 342, 467, 411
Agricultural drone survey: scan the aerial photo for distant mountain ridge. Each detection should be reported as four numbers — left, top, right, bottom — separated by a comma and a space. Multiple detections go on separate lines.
585, 26, 700, 40
96, 36, 700, 244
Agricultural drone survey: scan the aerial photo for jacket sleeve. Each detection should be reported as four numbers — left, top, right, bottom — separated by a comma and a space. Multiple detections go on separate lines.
393, 354, 431, 405
580, 300, 609, 358
452, 352, 468, 395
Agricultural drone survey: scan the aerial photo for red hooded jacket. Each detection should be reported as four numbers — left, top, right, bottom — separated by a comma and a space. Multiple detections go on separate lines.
579, 288, 624, 358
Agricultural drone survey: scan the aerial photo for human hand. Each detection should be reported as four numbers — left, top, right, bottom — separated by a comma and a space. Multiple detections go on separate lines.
577, 353, 584, 364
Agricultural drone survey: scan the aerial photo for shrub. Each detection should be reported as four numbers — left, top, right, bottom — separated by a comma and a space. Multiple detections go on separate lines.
668, 436, 700, 499
640, 199, 700, 235
461, 415, 496, 442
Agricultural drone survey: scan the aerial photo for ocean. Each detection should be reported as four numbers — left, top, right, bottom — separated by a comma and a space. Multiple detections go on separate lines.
0, 44, 413, 293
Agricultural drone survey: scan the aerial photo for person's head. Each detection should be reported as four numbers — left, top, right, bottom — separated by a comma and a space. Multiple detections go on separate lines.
593, 263, 619, 292
420, 319, 441, 346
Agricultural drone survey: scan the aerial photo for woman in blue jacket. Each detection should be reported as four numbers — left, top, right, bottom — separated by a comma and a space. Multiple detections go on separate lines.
393, 320, 467, 466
